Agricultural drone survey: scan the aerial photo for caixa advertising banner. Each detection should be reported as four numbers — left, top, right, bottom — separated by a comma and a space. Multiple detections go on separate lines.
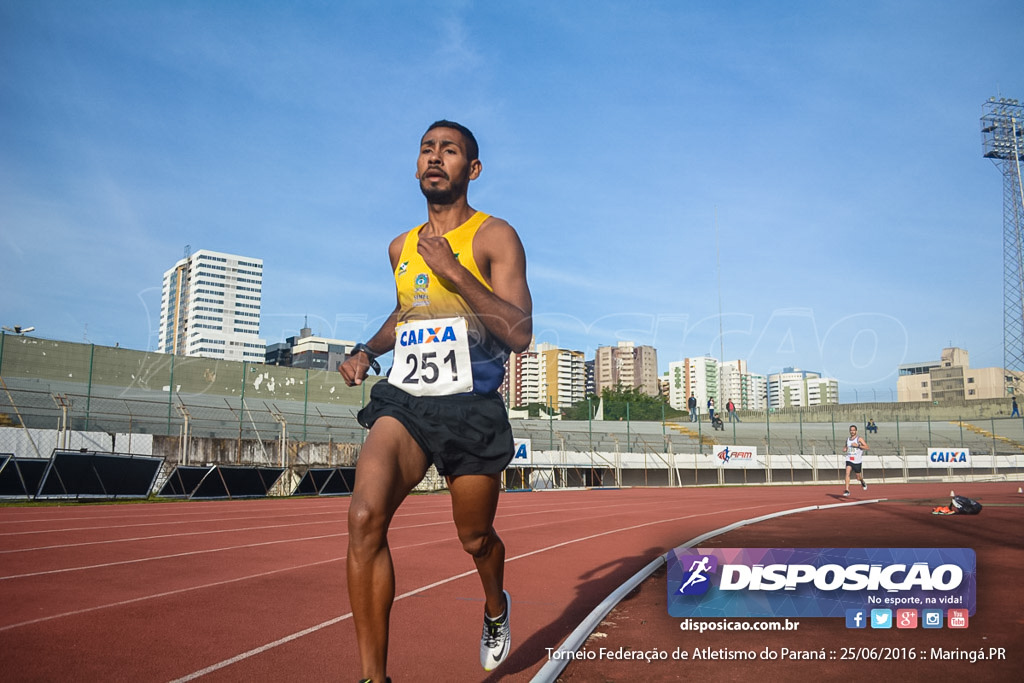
927, 448, 972, 468
667, 548, 975, 618
512, 438, 531, 465
712, 445, 758, 468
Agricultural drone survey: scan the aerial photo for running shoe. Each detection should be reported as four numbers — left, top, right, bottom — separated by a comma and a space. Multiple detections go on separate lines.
861, 481, 868, 491
843, 490, 850, 497
480, 590, 511, 671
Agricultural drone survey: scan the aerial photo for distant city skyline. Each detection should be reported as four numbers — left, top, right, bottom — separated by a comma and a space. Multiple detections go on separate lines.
2, 2, 1022, 402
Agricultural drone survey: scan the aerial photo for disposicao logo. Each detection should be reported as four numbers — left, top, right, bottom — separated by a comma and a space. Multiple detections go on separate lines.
666, 548, 976, 619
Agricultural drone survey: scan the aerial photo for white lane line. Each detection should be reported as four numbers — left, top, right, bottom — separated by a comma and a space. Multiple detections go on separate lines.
0, 495, 642, 541
0, 556, 344, 632
0, 497, 679, 561
531, 498, 886, 683
0, 509, 345, 536
0, 501, 345, 526
0, 532, 346, 581
168, 501, 780, 682
0, 502, 452, 535
0, 519, 342, 555
0, 499, 739, 630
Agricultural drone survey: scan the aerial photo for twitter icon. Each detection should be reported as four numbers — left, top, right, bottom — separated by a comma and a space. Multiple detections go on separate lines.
870, 609, 892, 629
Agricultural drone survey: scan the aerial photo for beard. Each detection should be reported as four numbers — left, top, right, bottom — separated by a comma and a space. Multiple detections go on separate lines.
419, 173, 469, 205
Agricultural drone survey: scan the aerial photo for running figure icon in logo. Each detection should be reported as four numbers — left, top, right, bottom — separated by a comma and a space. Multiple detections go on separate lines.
677, 555, 718, 595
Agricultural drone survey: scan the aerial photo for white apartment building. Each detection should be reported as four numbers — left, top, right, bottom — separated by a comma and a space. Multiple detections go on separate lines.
503, 348, 543, 407
158, 249, 266, 362
767, 367, 839, 409
667, 360, 689, 411
668, 357, 766, 412
686, 356, 720, 412
719, 359, 768, 410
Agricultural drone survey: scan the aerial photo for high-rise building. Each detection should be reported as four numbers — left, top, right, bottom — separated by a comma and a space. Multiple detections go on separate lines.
668, 357, 767, 411
594, 341, 659, 397
667, 360, 688, 410
158, 249, 266, 362
685, 356, 719, 411
719, 359, 768, 410
502, 347, 543, 408
538, 342, 586, 410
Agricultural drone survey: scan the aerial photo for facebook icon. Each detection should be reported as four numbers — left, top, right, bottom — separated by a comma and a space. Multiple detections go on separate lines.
846, 609, 867, 629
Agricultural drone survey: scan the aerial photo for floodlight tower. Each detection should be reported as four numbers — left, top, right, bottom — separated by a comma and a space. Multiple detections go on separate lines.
981, 96, 1024, 393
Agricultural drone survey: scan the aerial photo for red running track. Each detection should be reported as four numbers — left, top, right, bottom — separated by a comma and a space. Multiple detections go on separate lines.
0, 485, 983, 681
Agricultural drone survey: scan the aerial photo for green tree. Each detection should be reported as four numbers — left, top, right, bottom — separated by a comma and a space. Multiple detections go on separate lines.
562, 394, 600, 420
569, 386, 685, 421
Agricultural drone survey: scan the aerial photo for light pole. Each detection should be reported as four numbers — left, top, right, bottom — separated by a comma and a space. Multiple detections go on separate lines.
981, 96, 1024, 388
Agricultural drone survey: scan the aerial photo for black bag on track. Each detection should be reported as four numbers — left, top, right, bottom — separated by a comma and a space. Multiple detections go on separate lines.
950, 495, 983, 515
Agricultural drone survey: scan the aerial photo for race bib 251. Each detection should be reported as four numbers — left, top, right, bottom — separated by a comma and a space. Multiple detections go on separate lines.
389, 317, 473, 396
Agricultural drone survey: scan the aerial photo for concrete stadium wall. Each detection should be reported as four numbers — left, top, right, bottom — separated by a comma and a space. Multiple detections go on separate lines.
0, 426, 359, 468
149, 435, 360, 467
0, 427, 154, 458
738, 397, 1013, 423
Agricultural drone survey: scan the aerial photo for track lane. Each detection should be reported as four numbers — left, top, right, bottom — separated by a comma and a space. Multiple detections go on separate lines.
1, 487, 855, 681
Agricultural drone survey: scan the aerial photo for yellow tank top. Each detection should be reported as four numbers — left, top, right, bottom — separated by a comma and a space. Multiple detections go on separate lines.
394, 211, 507, 393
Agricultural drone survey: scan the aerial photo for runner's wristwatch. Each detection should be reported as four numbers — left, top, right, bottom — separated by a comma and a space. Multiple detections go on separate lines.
350, 343, 381, 375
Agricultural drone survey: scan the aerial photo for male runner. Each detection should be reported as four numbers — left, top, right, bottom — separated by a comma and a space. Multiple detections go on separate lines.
842, 424, 869, 496
339, 120, 532, 683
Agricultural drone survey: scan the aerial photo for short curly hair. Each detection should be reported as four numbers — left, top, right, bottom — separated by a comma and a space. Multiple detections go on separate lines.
424, 120, 479, 161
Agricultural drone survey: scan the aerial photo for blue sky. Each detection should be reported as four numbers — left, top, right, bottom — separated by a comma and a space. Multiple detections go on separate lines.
2, 0, 1022, 401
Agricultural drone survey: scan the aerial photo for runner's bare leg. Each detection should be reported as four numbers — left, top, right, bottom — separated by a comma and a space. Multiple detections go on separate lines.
448, 473, 506, 617
347, 416, 430, 682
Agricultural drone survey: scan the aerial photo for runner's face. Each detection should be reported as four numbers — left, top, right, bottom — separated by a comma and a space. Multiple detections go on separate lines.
416, 127, 480, 204
850, 427, 857, 437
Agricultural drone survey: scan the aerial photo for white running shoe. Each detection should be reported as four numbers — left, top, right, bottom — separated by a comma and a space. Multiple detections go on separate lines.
480, 590, 511, 671
861, 481, 868, 491
843, 490, 850, 497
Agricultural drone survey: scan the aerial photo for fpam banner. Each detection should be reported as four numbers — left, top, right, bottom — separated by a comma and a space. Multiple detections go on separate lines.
713, 445, 758, 468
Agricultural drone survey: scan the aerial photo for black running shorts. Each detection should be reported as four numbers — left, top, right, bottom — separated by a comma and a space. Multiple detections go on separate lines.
357, 381, 515, 477
845, 461, 863, 473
